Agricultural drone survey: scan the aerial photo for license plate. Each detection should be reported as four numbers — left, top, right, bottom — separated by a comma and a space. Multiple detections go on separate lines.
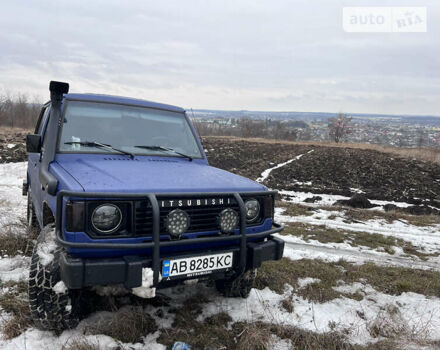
162, 252, 233, 278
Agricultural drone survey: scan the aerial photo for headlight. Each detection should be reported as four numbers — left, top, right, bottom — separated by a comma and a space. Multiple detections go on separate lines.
166, 209, 190, 237
245, 199, 260, 222
91, 204, 122, 234
218, 208, 239, 234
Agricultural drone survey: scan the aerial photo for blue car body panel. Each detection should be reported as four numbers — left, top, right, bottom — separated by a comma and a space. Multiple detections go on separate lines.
54, 154, 265, 193
28, 93, 272, 259
65, 218, 274, 258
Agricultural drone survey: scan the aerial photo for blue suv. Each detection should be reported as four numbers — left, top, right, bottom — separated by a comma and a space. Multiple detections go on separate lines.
24, 81, 284, 331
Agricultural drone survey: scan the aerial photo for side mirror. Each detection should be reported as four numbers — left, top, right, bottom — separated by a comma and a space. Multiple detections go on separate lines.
26, 134, 41, 153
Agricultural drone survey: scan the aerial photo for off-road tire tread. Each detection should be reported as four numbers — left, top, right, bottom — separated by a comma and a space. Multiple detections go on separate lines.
28, 226, 81, 331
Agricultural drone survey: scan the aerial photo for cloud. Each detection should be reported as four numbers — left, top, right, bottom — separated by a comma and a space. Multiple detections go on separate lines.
0, 0, 439, 115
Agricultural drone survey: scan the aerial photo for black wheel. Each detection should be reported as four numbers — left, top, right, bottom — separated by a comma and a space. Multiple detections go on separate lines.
215, 269, 257, 298
28, 225, 82, 332
27, 190, 39, 230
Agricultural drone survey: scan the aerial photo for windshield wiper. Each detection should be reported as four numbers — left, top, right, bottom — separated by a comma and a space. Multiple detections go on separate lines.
64, 141, 135, 159
134, 145, 193, 161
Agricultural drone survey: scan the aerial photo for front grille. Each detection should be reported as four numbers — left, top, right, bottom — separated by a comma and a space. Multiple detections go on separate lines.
134, 197, 263, 236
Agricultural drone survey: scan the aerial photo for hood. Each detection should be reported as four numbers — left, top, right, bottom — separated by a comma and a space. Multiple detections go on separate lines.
55, 154, 266, 193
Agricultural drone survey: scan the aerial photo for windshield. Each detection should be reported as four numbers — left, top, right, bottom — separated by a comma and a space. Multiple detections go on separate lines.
59, 101, 202, 158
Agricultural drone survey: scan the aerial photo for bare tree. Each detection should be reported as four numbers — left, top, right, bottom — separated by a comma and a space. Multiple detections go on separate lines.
0, 92, 41, 129
190, 116, 302, 142
328, 113, 352, 143
271, 120, 298, 141
238, 118, 265, 138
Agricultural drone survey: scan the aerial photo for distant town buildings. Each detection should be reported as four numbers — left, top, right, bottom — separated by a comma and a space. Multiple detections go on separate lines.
192, 110, 440, 148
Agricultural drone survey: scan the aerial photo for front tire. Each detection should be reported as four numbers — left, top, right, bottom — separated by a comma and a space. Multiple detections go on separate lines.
28, 226, 82, 332
215, 269, 257, 298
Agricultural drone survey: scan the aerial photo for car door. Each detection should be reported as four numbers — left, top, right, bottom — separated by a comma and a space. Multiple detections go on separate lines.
28, 104, 51, 220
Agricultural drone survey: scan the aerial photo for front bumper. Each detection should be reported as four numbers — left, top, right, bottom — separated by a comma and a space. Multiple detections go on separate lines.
59, 235, 285, 289
55, 190, 284, 288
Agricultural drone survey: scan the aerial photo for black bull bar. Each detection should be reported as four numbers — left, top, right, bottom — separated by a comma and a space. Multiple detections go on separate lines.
55, 190, 284, 286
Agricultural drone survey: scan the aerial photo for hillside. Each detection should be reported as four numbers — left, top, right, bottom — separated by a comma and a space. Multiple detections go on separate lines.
203, 137, 440, 208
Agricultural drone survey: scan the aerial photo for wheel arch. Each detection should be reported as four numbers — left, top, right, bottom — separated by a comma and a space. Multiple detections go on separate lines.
42, 201, 55, 227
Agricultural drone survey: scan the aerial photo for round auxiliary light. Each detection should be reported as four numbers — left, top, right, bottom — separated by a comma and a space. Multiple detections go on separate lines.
166, 209, 190, 237
218, 208, 239, 234
91, 204, 122, 234
245, 199, 260, 223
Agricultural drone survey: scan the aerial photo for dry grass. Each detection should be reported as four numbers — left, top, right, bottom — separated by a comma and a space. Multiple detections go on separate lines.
0, 126, 32, 133
255, 259, 358, 302
366, 304, 439, 347
87, 307, 157, 344
278, 202, 315, 217
170, 292, 210, 328
159, 311, 235, 349
0, 220, 37, 257
0, 281, 31, 339
368, 305, 409, 339
281, 293, 295, 313
157, 293, 359, 349
209, 136, 440, 164
234, 322, 271, 350
235, 322, 432, 350
342, 207, 440, 227
159, 306, 366, 350
157, 294, 236, 349
269, 323, 363, 350
255, 258, 440, 303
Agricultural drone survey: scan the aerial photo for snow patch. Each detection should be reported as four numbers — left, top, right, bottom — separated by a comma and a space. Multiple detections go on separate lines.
0, 162, 31, 283
279, 190, 415, 209
132, 268, 159, 299
0, 162, 27, 227
36, 227, 57, 266
53, 281, 67, 294
0, 255, 30, 282
200, 285, 440, 345
0, 328, 148, 350
256, 150, 314, 183
333, 282, 375, 295
275, 207, 440, 253
279, 232, 400, 261
293, 180, 313, 186
297, 277, 321, 288
268, 334, 293, 350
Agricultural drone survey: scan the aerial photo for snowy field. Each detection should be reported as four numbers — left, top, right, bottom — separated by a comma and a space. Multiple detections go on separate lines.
0, 161, 439, 349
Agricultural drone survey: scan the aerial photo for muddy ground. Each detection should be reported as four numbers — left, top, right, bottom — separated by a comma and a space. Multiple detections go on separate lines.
0, 130, 27, 163
0, 130, 439, 208
202, 137, 440, 208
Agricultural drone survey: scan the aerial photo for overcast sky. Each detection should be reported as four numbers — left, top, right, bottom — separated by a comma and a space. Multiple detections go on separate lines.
0, 0, 438, 115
